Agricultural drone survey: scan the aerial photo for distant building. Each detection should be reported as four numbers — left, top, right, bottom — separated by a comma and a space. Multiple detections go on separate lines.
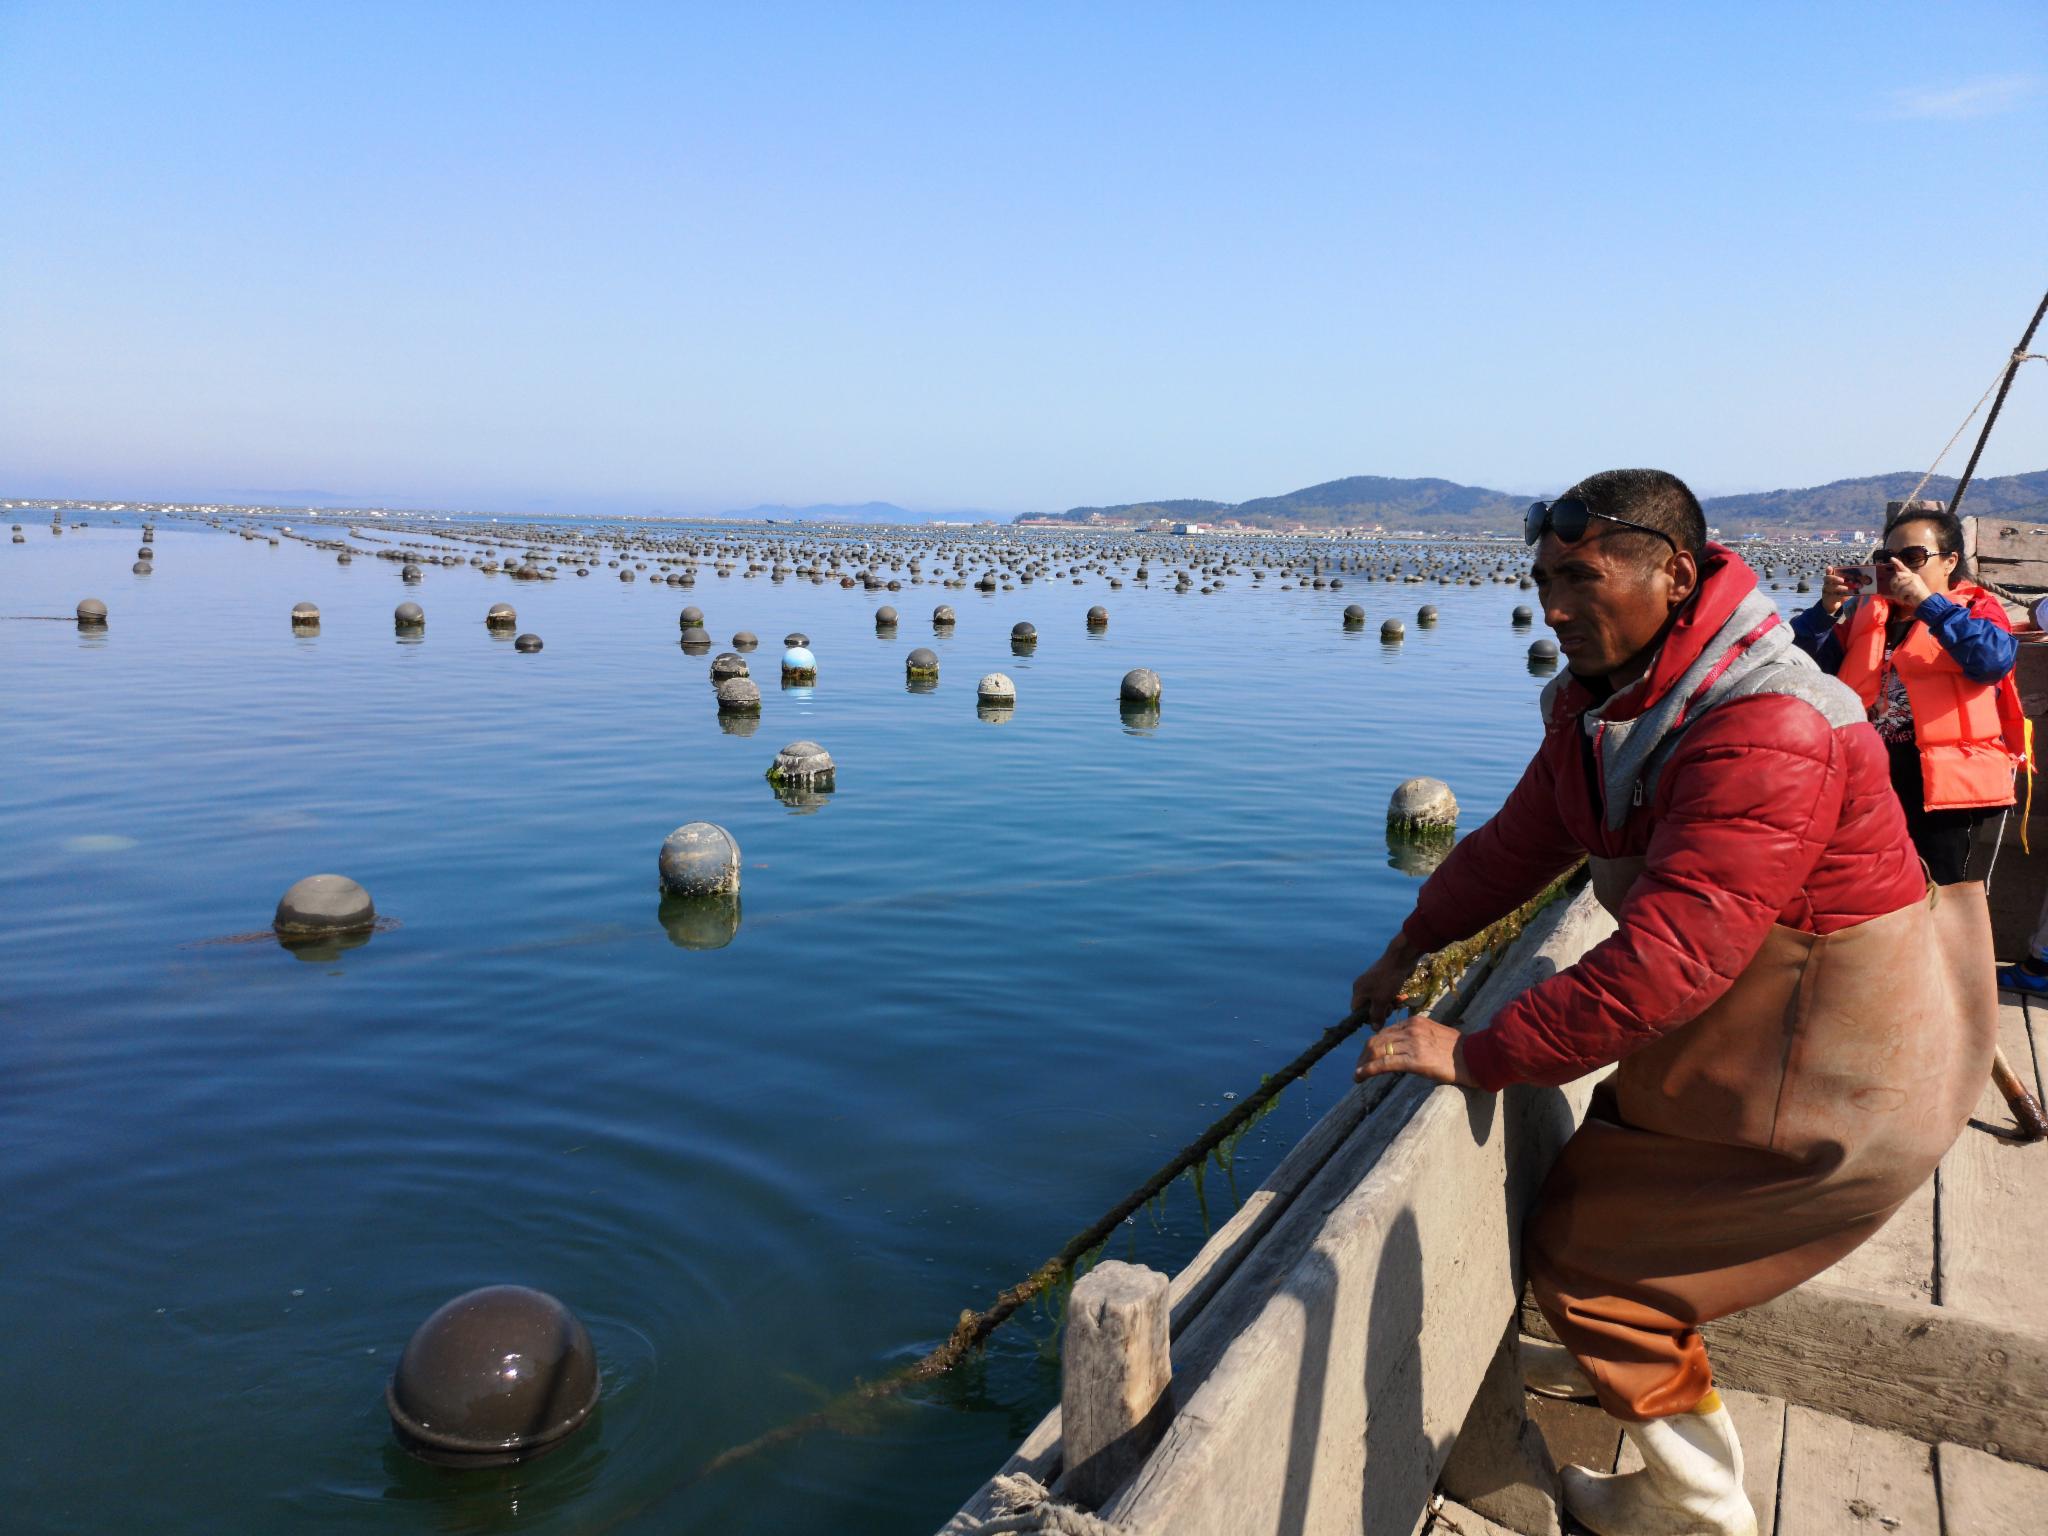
1172, 522, 1208, 535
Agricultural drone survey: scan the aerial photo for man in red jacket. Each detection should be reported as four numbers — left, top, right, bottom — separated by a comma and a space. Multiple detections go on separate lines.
1349, 469, 1995, 1536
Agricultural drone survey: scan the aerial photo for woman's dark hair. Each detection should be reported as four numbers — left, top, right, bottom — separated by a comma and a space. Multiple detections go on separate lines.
1883, 502, 1970, 579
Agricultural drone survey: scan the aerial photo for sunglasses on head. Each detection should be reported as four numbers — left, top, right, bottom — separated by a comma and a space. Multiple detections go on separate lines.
1524, 497, 1678, 551
1873, 544, 1942, 570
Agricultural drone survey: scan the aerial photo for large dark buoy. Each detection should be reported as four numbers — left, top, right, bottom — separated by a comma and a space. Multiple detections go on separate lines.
1512, 606, 1534, 626
273, 874, 375, 939
680, 626, 712, 653
1380, 618, 1405, 642
291, 601, 320, 629
932, 604, 956, 628
1011, 621, 1036, 642
514, 632, 543, 653
680, 606, 705, 629
906, 647, 939, 680
1528, 637, 1559, 674
394, 602, 425, 632
731, 631, 758, 651
1086, 606, 1108, 630
1416, 604, 1438, 628
1343, 604, 1366, 630
386, 1285, 599, 1466
77, 598, 108, 629
783, 632, 809, 648
486, 602, 517, 631
1119, 667, 1161, 703
659, 822, 740, 896
875, 606, 899, 631
710, 651, 749, 683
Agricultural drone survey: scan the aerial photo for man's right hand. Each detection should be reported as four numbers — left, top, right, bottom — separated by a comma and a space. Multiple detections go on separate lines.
1819, 568, 1855, 614
1350, 933, 1423, 1024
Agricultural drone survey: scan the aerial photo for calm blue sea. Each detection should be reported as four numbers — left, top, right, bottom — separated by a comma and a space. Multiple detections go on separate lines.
0, 512, 1810, 1534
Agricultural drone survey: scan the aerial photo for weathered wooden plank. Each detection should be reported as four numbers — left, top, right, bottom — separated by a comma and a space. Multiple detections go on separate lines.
1935, 1000, 2048, 1317
1777, 1407, 1938, 1536
1437, 1325, 1561, 1536
1096, 892, 1616, 1536
1816, 1173, 1934, 1303
1614, 1389, 1784, 1536
1426, 1497, 1523, 1536
1059, 1262, 1173, 1508
1935, 1441, 2048, 1536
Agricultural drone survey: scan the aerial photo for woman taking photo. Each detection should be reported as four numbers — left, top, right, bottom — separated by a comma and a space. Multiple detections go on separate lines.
1791, 502, 2028, 883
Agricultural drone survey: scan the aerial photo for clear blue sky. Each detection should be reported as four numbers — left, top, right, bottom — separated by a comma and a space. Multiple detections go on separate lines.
3, 2, 2043, 514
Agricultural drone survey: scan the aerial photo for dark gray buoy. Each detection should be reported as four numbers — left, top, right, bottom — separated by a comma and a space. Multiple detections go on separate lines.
906, 647, 939, 680
932, 605, 956, 627
715, 676, 761, 713
731, 631, 758, 651
875, 606, 898, 630
291, 601, 320, 629
679, 606, 705, 630
680, 626, 712, 652
514, 632, 543, 653
1086, 606, 1108, 629
1512, 606, 1534, 626
783, 632, 809, 648
486, 602, 517, 631
131, 560, 151, 575
1011, 621, 1036, 642
386, 1285, 599, 1466
658, 822, 741, 896
394, 602, 425, 632
1119, 667, 1161, 703
1343, 604, 1366, 629
1417, 604, 1438, 627
710, 652, 749, 683
766, 740, 835, 791
273, 874, 376, 939
1381, 618, 1405, 642
1528, 638, 1559, 664
76, 598, 107, 629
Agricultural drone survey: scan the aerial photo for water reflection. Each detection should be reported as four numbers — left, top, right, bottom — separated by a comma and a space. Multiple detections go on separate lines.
977, 701, 1015, 725
904, 677, 937, 696
1385, 832, 1452, 879
377, 1405, 607, 1532
715, 712, 761, 739
1118, 701, 1161, 735
657, 894, 742, 950
275, 928, 375, 963
1527, 655, 1558, 677
769, 781, 831, 815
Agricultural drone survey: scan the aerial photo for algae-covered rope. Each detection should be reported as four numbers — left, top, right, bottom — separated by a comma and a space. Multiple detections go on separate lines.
667, 869, 1583, 1499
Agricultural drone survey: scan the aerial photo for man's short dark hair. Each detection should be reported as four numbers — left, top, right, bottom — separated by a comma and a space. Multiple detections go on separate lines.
1561, 468, 1707, 563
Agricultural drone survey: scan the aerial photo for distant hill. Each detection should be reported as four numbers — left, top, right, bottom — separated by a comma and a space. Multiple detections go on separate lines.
1013, 469, 2048, 532
1700, 471, 2048, 528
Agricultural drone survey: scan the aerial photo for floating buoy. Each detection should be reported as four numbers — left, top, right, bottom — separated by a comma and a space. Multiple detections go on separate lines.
679, 606, 705, 630
906, 647, 939, 680
394, 602, 425, 632
1512, 606, 1534, 626
290, 601, 320, 629
977, 672, 1016, 703
76, 598, 107, 629
710, 652, 749, 683
781, 645, 817, 683
486, 602, 516, 630
659, 822, 741, 896
514, 633, 543, 653
273, 874, 376, 939
732, 631, 758, 651
386, 1285, 599, 1466
1381, 618, 1405, 642
1011, 621, 1036, 642
766, 740, 835, 790
132, 560, 151, 575
1528, 638, 1559, 663
932, 605, 956, 627
680, 626, 712, 652
875, 606, 899, 630
716, 676, 761, 713
1119, 667, 1161, 703
783, 632, 809, 648
1387, 777, 1458, 838
402, 564, 422, 584
1417, 604, 1438, 627
1343, 604, 1366, 629
1086, 606, 1108, 629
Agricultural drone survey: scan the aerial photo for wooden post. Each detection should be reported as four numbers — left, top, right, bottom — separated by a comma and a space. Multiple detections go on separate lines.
1060, 1261, 1173, 1508
1438, 1321, 1563, 1536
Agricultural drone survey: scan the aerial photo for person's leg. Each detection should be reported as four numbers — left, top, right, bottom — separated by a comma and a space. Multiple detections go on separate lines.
1913, 811, 1976, 886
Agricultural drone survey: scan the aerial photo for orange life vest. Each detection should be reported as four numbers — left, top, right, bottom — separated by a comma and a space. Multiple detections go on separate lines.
1834, 582, 2029, 811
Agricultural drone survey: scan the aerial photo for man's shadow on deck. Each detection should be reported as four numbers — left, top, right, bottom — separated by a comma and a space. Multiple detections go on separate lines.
1266, 1071, 1578, 1536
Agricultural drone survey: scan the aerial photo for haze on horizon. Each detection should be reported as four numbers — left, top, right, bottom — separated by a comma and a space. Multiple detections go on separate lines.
2, 2, 2043, 519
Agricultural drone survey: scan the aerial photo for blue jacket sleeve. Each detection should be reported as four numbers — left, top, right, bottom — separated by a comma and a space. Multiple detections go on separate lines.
1789, 603, 1844, 674
1916, 594, 2017, 683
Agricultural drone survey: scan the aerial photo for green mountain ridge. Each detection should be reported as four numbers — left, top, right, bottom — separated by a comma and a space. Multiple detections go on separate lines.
1022, 471, 2048, 531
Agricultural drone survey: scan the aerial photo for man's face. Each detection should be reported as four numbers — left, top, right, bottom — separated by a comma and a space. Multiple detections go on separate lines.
1531, 530, 1690, 680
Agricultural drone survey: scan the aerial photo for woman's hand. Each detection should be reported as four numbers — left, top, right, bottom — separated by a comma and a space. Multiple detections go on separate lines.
1353, 1012, 1476, 1087
1881, 558, 1934, 609
1350, 934, 1421, 1025
1819, 568, 1855, 614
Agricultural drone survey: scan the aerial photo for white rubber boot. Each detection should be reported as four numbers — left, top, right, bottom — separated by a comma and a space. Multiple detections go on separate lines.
1518, 1335, 1596, 1399
1561, 1392, 1757, 1536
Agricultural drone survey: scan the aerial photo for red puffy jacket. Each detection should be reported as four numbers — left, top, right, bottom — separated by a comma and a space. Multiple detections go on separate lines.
1404, 547, 1925, 1092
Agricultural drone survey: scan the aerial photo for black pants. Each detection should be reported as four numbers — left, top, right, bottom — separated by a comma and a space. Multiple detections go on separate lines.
1889, 742, 1999, 885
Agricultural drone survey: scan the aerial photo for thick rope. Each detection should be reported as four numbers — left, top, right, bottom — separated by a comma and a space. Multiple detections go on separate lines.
1948, 287, 2048, 518
950, 1475, 1131, 1535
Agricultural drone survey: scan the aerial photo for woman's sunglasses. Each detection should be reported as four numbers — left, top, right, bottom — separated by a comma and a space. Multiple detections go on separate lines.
1525, 497, 1677, 551
1873, 544, 1944, 570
